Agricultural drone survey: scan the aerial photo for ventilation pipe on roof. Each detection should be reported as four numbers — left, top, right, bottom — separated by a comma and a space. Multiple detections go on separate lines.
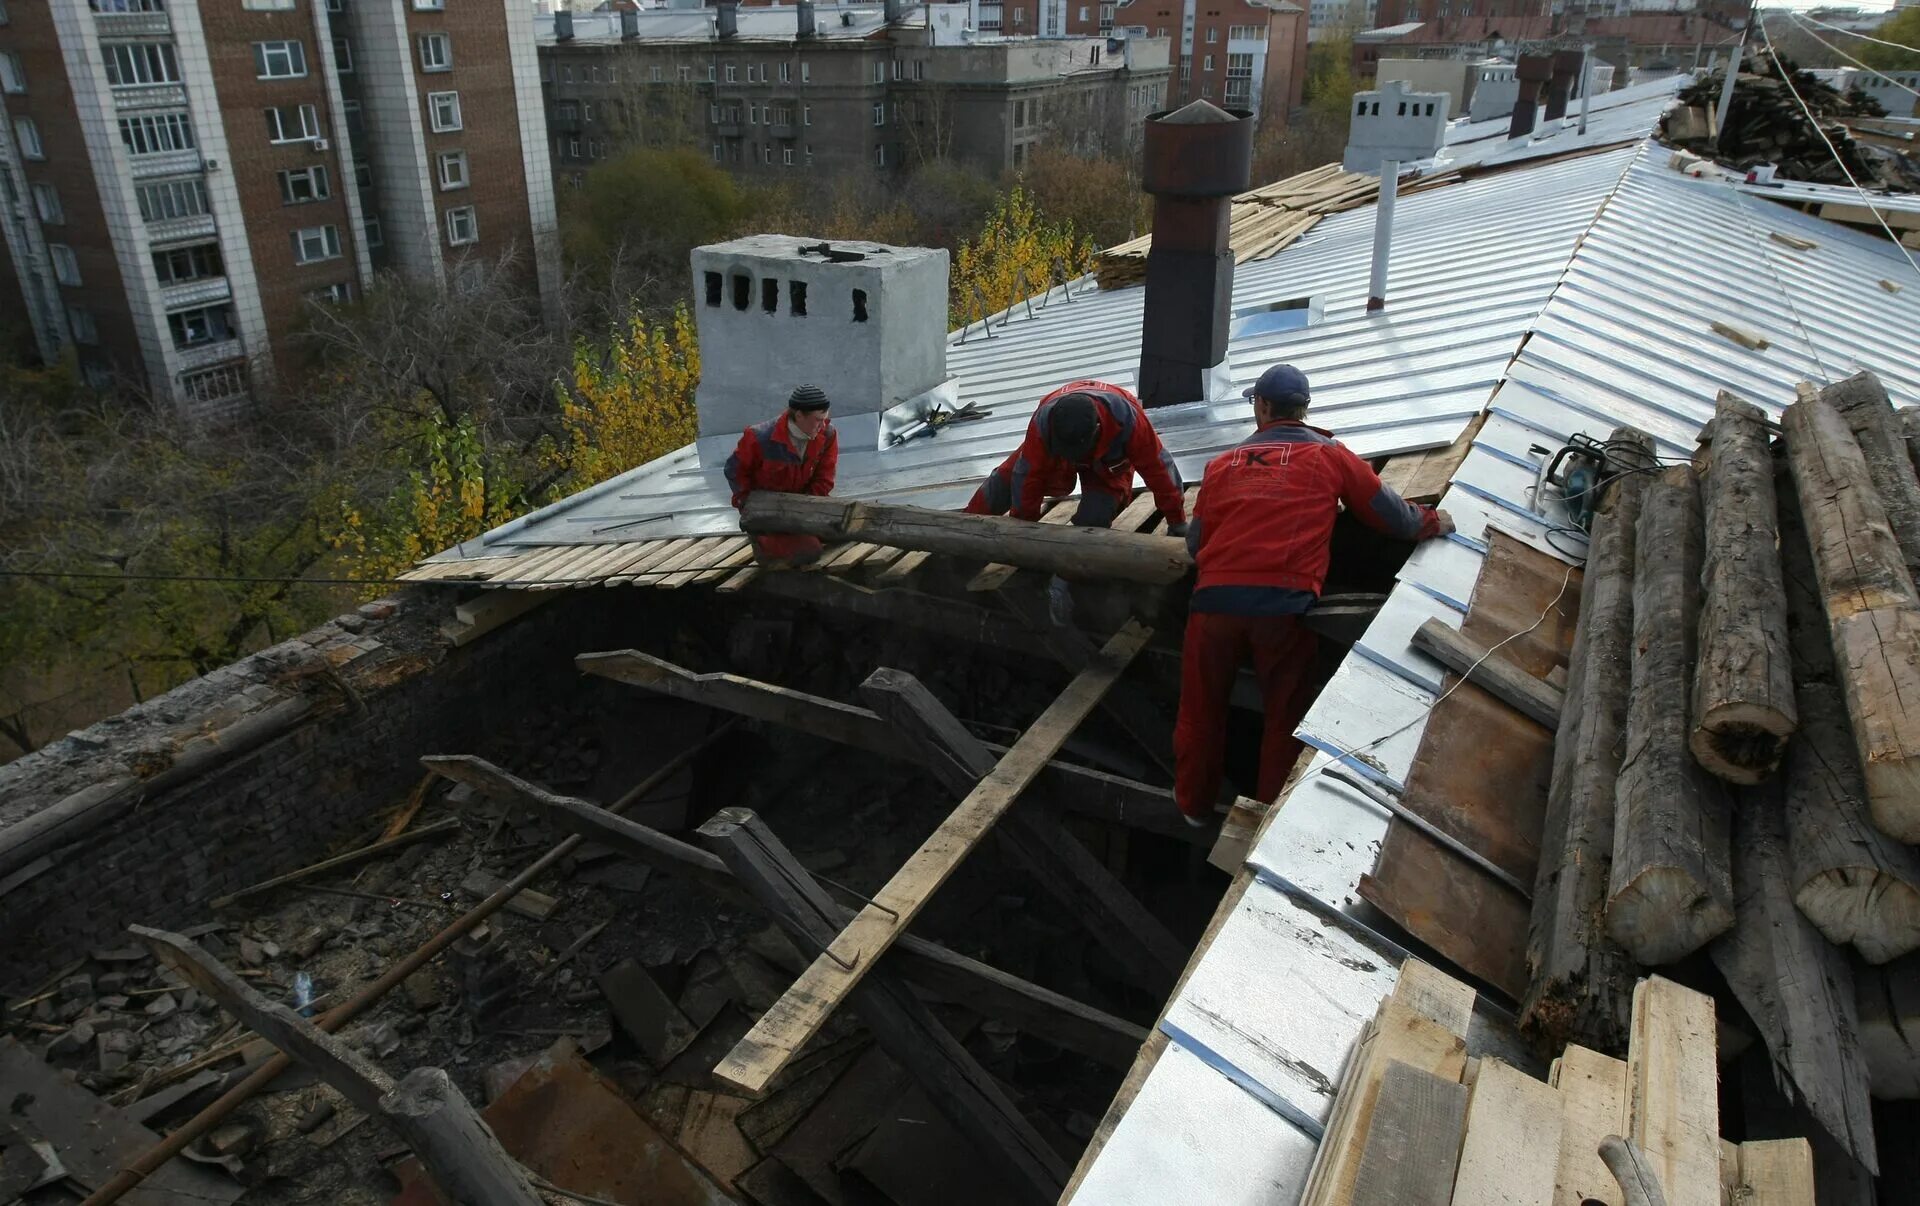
1509, 52, 1551, 139
797, 0, 817, 38
1343, 80, 1447, 312
1543, 49, 1583, 122
1135, 100, 1253, 409
884, 0, 906, 25
621, 8, 640, 39
1577, 48, 1592, 133
716, 0, 739, 39
555, 9, 575, 40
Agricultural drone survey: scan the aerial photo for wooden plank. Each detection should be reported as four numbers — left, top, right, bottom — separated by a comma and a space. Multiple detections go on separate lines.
1551, 1045, 1629, 1206
741, 494, 1192, 584
697, 807, 1066, 1203
1626, 976, 1720, 1206
715, 565, 760, 594
874, 548, 932, 584
968, 498, 1080, 592
1452, 1058, 1564, 1206
1377, 412, 1485, 503
692, 539, 756, 585
607, 537, 697, 586
444, 590, 551, 646
1392, 958, 1476, 1037
1348, 1061, 1469, 1206
633, 537, 722, 587
1410, 617, 1562, 729
713, 621, 1153, 1095
422, 756, 1150, 1071
1736, 1138, 1816, 1205
661, 537, 748, 589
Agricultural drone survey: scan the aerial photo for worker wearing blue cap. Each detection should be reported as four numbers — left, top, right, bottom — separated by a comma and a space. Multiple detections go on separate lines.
1173, 364, 1454, 826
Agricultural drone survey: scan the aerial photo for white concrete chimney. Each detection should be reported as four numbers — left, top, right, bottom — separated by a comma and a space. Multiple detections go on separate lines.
1343, 80, 1448, 312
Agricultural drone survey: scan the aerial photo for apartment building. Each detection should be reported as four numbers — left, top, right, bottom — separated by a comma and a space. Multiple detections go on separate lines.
1358, 0, 1744, 76
0, 0, 557, 416
535, 4, 1171, 183
1118, 0, 1307, 117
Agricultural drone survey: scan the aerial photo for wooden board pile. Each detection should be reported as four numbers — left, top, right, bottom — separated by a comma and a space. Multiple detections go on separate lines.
1661, 49, 1897, 187
1304, 959, 1813, 1206
1094, 162, 1460, 289
1521, 369, 1920, 1189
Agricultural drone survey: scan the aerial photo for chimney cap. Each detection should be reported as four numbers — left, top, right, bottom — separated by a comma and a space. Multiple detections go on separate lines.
1157, 99, 1241, 126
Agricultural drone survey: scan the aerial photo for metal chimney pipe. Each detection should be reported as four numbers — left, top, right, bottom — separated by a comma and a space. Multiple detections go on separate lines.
883, 0, 905, 24
1135, 100, 1254, 409
1543, 49, 1582, 121
621, 8, 640, 39
716, 0, 739, 39
555, 9, 575, 40
1509, 53, 1551, 138
797, 0, 817, 37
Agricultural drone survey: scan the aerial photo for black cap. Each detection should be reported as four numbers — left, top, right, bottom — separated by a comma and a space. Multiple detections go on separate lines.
1045, 393, 1100, 462
787, 384, 831, 413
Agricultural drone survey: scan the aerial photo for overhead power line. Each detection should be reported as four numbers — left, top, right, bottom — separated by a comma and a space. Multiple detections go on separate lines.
1797, 13, 1920, 57
1789, 12, 1920, 99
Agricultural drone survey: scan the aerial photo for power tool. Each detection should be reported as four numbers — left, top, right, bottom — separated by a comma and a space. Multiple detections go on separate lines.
1531, 433, 1611, 533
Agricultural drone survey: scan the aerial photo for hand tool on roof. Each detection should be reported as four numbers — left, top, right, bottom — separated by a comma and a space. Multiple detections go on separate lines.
1529, 432, 1664, 533
887, 401, 991, 446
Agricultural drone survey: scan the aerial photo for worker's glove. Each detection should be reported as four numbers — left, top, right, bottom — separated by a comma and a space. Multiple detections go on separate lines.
1165, 521, 1188, 537
1048, 575, 1075, 628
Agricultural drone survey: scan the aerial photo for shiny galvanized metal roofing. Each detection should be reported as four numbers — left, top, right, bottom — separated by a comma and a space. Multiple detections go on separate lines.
1074, 144, 1920, 1204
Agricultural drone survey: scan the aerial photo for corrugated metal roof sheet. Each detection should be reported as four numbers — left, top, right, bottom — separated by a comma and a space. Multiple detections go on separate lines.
1073, 143, 1920, 1204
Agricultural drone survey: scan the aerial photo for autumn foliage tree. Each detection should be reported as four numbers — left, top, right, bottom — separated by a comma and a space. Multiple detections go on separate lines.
551, 303, 701, 493
949, 185, 1096, 326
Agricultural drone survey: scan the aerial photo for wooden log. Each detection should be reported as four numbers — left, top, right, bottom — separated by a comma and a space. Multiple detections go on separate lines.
132, 926, 542, 1206
697, 808, 1066, 1203
1689, 393, 1796, 784
1607, 465, 1735, 966
1410, 617, 1563, 729
1707, 784, 1878, 1173
718, 622, 1153, 1095
1347, 1061, 1468, 1206
1899, 407, 1920, 482
739, 493, 1192, 584
419, 756, 1150, 1070
1856, 952, 1920, 1100
1626, 976, 1719, 1206
1822, 371, 1920, 582
1783, 395, 1920, 842
1523, 427, 1651, 1052
858, 668, 1187, 994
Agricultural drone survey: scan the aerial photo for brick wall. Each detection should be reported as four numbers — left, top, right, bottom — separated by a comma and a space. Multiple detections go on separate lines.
0, 589, 653, 989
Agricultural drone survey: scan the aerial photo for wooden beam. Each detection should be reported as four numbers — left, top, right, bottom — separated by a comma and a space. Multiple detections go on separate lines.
696, 808, 1067, 1203
1784, 393, 1920, 842
1626, 976, 1720, 1206
132, 926, 541, 1206
1552, 1044, 1630, 1206
574, 648, 1205, 845
419, 756, 1149, 1069
1691, 393, 1796, 784
742, 569, 1056, 659
740, 494, 1192, 584
1348, 1061, 1468, 1206
1451, 1058, 1564, 1206
1709, 780, 1878, 1175
1824, 371, 1920, 583
1410, 617, 1563, 729
1522, 426, 1651, 1054
968, 497, 1081, 592
1607, 465, 1734, 966
1733, 1139, 1816, 1206
713, 621, 1153, 1096
209, 818, 462, 908
858, 667, 1188, 994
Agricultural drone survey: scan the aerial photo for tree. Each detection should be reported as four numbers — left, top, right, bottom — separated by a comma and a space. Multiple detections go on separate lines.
1017, 146, 1150, 249
949, 185, 1095, 326
1858, 9, 1920, 72
562, 148, 751, 311
550, 303, 701, 494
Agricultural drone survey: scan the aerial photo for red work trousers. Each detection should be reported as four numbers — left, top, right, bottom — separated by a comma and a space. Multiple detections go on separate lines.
1173, 612, 1319, 820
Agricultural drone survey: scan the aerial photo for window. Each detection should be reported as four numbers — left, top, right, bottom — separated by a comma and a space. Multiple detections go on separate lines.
49, 245, 81, 287
89, 0, 171, 10
914, 60, 924, 80
583, 102, 593, 122
445, 205, 477, 246
803, 103, 812, 125
181, 364, 248, 406
167, 304, 233, 348
725, 64, 737, 82
137, 177, 208, 222
681, 66, 693, 82
650, 65, 662, 83
891, 59, 901, 80
562, 65, 573, 84
1079, 5, 1088, 18
712, 142, 721, 162
311, 281, 352, 304
804, 143, 813, 166
590, 66, 600, 82
0, 50, 23, 94
414, 0, 444, 8
1203, 55, 1213, 71
789, 280, 806, 315
328, 0, 345, 11
291, 224, 342, 263
748, 104, 757, 124
333, 37, 353, 72
762, 145, 770, 164
278, 164, 330, 204
782, 146, 794, 166
437, 150, 468, 190
355, 158, 371, 189
567, 137, 579, 157
1206, 26, 1218, 41
780, 62, 791, 83
851, 288, 868, 321
427, 91, 461, 131
104, 42, 180, 87
243, 0, 296, 8
364, 214, 383, 248
252, 40, 307, 79
32, 183, 63, 224
119, 111, 195, 155
801, 62, 810, 83
873, 60, 884, 83
151, 241, 222, 285
418, 33, 451, 72
874, 143, 886, 167
872, 103, 885, 126
67, 308, 98, 345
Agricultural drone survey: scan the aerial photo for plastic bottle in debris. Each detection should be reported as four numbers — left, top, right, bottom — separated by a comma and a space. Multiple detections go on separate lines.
293, 972, 315, 1017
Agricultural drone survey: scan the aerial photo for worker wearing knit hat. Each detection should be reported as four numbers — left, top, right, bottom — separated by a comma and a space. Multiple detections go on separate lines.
723, 385, 839, 567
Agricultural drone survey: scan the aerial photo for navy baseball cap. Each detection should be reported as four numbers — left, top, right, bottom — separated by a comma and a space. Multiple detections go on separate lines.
1244, 364, 1311, 408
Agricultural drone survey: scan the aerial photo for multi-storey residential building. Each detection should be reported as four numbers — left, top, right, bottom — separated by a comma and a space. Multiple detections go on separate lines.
535, 4, 1171, 184
1117, 0, 1307, 118
1355, 0, 1743, 79
0, 0, 557, 416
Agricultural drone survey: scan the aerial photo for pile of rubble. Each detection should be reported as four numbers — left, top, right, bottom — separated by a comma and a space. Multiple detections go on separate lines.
1662, 49, 1912, 188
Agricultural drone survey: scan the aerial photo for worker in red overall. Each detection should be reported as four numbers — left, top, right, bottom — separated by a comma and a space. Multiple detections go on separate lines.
965, 380, 1187, 622
1175, 364, 1453, 827
724, 384, 837, 567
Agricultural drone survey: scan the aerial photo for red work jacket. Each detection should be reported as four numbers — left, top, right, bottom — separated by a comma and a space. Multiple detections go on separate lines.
723, 412, 838, 509
998, 381, 1187, 523
1188, 420, 1440, 610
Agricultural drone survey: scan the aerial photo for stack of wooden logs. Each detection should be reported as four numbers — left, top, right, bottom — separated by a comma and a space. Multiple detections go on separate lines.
1522, 369, 1920, 1185
1305, 959, 1813, 1206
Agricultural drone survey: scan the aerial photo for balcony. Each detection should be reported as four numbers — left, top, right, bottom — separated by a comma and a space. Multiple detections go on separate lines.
146, 212, 216, 244
159, 275, 231, 312
714, 122, 742, 137
129, 149, 203, 179
767, 122, 795, 140
174, 336, 243, 373
113, 83, 189, 112
95, 10, 171, 37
